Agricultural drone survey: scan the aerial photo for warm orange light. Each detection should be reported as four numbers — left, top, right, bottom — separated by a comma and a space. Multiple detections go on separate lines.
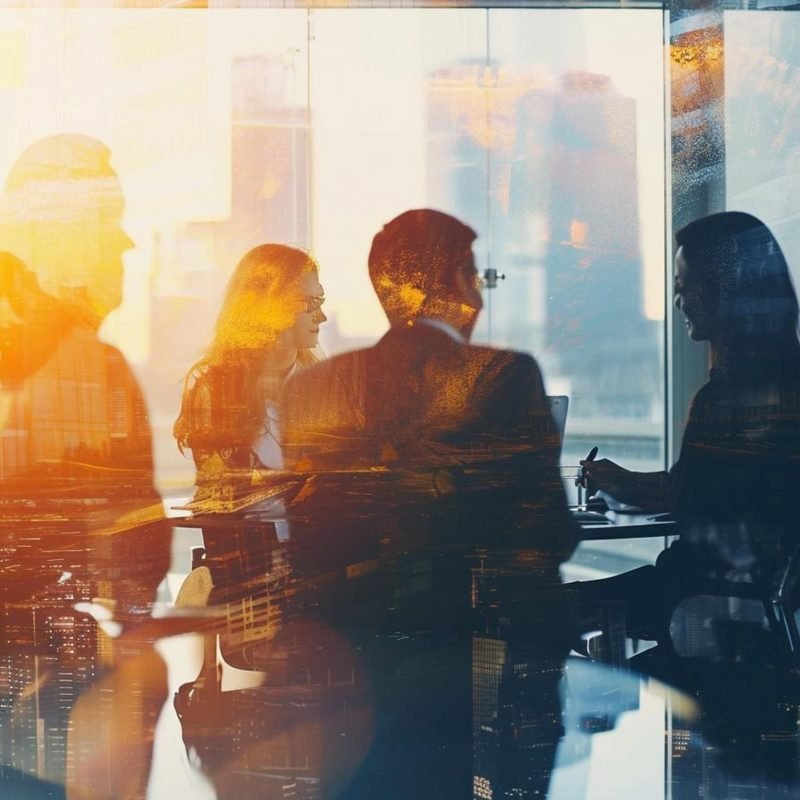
568, 219, 589, 250
670, 40, 723, 65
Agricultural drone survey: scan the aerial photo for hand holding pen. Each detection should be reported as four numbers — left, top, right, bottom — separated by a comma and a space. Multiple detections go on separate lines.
576, 446, 598, 488
574, 446, 598, 511
579, 450, 632, 503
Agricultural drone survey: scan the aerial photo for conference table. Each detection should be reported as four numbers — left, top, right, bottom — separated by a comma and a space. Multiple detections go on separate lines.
574, 509, 678, 541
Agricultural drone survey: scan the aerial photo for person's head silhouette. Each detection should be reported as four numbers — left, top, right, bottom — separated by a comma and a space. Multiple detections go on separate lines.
674, 211, 799, 349
0, 134, 133, 329
368, 209, 483, 338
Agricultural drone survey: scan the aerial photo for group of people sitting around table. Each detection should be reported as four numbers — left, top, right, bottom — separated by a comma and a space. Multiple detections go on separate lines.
172, 205, 800, 796
2, 130, 799, 798
176, 205, 800, 623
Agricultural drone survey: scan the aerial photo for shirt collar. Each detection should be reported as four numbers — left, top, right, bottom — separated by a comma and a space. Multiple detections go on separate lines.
410, 317, 466, 344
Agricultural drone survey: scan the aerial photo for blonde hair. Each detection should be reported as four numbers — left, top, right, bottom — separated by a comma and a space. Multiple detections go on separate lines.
174, 244, 320, 452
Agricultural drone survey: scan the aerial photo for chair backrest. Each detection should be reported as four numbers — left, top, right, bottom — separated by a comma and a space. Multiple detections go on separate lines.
668, 546, 800, 666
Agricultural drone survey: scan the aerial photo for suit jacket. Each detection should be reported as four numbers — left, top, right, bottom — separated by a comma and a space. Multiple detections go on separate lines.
281, 322, 577, 628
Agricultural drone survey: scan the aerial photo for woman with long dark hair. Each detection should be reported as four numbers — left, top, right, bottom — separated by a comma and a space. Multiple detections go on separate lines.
583, 213, 800, 782
586, 211, 800, 578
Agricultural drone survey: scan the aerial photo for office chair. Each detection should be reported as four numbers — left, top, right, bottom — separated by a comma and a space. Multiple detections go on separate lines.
584, 544, 800, 786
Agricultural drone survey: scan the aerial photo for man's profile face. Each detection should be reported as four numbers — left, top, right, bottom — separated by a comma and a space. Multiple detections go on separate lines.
454, 246, 483, 315
24, 174, 133, 326
1, 137, 133, 328
82, 177, 134, 321
438, 244, 483, 338
674, 246, 716, 342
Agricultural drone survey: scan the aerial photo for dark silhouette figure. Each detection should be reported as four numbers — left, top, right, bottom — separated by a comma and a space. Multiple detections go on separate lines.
280, 209, 579, 799
581, 211, 800, 785
585, 212, 800, 597
0, 135, 169, 798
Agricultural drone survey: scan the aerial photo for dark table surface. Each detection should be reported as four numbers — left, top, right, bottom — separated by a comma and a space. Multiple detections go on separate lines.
574, 509, 677, 540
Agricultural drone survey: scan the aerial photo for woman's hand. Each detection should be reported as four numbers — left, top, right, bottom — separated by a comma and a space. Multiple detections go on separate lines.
579, 457, 631, 500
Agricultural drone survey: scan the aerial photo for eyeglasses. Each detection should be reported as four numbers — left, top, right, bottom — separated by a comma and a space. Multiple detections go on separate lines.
302, 295, 325, 313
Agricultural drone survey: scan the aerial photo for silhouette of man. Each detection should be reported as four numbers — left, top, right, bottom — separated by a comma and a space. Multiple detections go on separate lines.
281, 209, 578, 799
0, 135, 169, 797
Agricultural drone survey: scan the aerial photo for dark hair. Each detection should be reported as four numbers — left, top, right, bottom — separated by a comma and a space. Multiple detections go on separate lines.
675, 211, 799, 341
368, 209, 477, 325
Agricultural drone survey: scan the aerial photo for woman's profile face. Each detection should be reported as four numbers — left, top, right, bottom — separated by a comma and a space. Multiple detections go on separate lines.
674, 247, 717, 342
289, 270, 326, 351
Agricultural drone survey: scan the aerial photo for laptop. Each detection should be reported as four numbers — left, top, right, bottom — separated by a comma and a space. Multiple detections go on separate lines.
547, 395, 569, 457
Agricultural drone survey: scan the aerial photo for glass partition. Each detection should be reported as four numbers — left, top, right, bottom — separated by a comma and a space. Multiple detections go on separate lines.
0, 7, 667, 498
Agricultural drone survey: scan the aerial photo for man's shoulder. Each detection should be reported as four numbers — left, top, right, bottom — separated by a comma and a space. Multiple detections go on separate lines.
284, 340, 542, 402
467, 342, 535, 365
286, 348, 368, 392
283, 349, 371, 432
463, 343, 540, 382
56, 327, 147, 396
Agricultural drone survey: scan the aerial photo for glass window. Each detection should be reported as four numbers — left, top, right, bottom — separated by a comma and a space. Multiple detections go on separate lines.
0, 8, 666, 501
725, 10, 800, 285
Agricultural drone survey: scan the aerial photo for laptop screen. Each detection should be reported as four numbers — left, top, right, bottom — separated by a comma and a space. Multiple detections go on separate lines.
547, 395, 569, 456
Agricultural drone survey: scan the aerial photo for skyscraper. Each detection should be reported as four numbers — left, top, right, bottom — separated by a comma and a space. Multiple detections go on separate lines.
426, 62, 661, 466
146, 53, 311, 487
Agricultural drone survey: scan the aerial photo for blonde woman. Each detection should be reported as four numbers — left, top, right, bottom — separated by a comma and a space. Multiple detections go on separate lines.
175, 243, 326, 496
173, 243, 325, 609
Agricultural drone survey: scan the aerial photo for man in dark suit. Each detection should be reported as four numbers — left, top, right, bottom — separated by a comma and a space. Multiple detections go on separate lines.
281, 209, 577, 799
